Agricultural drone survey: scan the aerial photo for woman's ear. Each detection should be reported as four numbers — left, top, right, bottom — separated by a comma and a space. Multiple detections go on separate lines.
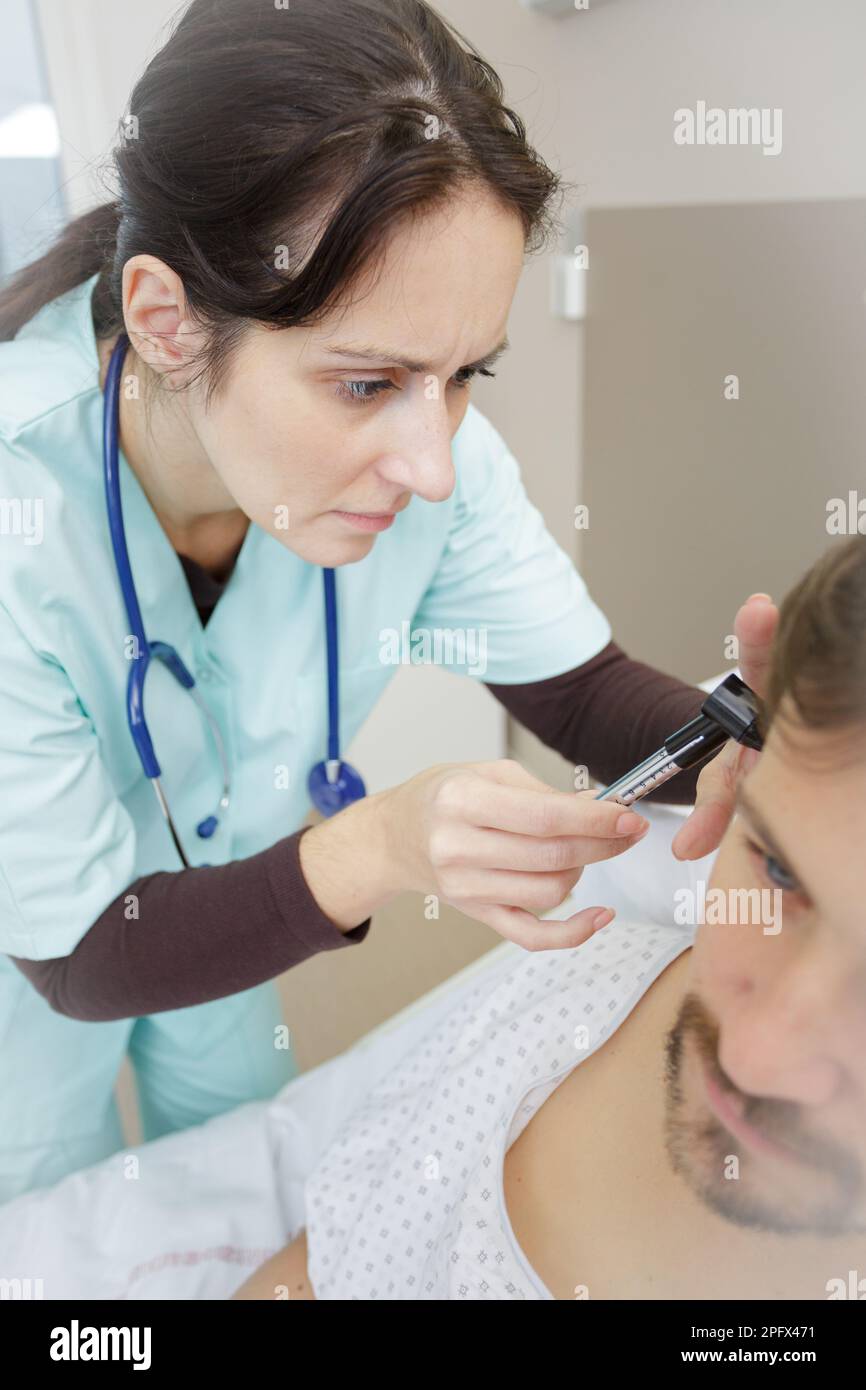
121, 255, 206, 384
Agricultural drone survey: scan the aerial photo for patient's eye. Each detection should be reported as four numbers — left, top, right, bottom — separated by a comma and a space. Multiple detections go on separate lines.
745, 838, 803, 896
764, 854, 799, 892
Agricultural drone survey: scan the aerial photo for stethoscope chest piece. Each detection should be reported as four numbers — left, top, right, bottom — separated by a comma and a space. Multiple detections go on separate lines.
308, 758, 367, 818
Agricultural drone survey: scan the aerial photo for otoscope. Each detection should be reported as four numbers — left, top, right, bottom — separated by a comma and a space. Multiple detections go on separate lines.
594, 673, 765, 808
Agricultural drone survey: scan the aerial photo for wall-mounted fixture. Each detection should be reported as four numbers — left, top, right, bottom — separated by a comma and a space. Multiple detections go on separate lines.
519, 0, 584, 15
549, 210, 587, 321
550, 253, 587, 320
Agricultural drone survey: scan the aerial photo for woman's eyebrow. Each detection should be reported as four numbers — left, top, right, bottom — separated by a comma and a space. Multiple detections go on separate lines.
735, 784, 814, 895
318, 336, 510, 374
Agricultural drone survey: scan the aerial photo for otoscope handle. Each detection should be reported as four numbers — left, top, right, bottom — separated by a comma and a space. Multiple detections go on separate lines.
663, 713, 726, 767
595, 673, 764, 807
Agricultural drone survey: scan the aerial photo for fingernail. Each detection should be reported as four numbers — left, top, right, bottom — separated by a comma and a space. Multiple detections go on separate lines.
592, 908, 615, 931
616, 812, 648, 835
747, 593, 773, 604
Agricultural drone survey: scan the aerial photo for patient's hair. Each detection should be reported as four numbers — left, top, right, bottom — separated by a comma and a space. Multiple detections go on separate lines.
0, 0, 563, 410
761, 535, 866, 765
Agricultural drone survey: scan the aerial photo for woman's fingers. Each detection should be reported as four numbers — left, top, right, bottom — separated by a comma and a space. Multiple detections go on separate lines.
478, 757, 554, 791
388, 758, 651, 947
431, 820, 650, 873
672, 741, 760, 860
733, 594, 779, 697
453, 900, 615, 952
439, 866, 585, 913
671, 742, 738, 861
671, 597, 775, 865
442, 769, 648, 841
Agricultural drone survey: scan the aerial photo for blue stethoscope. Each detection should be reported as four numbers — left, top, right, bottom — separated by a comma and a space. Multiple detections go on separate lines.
103, 333, 366, 868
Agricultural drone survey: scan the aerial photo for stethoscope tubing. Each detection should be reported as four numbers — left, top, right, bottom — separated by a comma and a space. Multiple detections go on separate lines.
101, 332, 365, 866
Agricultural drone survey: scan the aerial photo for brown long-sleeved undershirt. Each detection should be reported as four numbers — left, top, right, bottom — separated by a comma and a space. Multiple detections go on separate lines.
9, 551, 705, 1021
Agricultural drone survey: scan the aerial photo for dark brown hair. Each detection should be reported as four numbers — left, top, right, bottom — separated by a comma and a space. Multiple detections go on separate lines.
0, 0, 564, 408
762, 536, 866, 764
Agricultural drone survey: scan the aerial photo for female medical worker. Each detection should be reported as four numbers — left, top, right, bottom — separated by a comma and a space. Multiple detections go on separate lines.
0, 0, 776, 1203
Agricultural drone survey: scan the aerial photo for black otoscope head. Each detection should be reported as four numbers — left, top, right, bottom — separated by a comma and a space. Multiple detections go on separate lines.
700, 672, 764, 751
665, 672, 765, 771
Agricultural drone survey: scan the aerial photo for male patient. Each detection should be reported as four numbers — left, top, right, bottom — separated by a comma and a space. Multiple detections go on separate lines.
235, 536, 866, 1300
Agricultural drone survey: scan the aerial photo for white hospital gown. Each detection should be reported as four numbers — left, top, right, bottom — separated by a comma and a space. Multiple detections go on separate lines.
305, 919, 693, 1299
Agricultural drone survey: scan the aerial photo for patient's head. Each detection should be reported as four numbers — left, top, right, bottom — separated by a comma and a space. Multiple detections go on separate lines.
663, 536, 866, 1236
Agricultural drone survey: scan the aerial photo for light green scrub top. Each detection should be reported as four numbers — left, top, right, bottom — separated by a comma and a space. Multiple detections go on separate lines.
0, 272, 611, 961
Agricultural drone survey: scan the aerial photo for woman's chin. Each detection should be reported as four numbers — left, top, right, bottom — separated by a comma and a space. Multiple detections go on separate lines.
275, 523, 377, 568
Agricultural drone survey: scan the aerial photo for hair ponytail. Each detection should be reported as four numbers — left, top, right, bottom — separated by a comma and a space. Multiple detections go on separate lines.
0, 200, 121, 341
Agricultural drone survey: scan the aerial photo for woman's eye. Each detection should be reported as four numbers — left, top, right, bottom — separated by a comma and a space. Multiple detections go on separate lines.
334, 365, 495, 406
453, 365, 495, 388
336, 379, 395, 404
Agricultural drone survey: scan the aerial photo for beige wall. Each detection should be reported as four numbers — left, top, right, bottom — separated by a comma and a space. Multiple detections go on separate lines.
582, 198, 866, 684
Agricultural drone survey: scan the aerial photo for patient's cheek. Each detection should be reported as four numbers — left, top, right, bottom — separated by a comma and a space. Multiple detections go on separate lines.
704, 835, 762, 930
690, 844, 758, 990
691, 916, 766, 1030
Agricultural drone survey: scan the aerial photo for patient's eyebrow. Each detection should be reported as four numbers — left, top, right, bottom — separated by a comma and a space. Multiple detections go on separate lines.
318, 336, 510, 375
734, 784, 814, 899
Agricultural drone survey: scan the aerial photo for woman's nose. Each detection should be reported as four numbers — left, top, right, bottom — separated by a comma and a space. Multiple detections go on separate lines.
376, 406, 457, 503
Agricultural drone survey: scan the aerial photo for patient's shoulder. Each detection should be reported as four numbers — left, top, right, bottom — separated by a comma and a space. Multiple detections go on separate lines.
231, 1230, 316, 1301
502, 945, 692, 1297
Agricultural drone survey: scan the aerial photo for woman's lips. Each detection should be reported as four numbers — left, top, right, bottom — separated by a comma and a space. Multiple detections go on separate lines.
703, 1065, 805, 1167
332, 510, 396, 532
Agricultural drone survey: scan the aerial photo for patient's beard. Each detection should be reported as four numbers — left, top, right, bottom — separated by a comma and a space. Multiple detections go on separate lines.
661, 993, 863, 1237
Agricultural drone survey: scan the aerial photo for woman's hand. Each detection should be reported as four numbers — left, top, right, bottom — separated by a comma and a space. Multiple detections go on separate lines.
671, 593, 778, 861
379, 757, 651, 949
